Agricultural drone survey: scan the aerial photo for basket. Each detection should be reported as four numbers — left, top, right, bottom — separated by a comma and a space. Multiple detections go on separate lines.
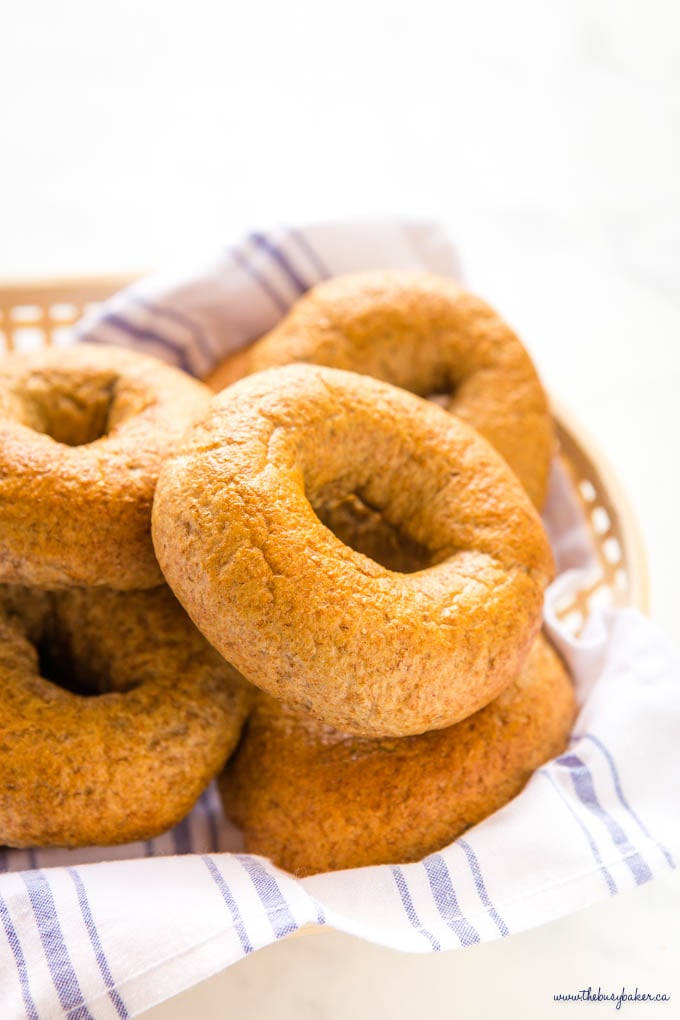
0, 274, 649, 633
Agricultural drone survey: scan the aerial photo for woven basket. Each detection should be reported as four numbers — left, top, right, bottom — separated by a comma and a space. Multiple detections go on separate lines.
0, 274, 649, 632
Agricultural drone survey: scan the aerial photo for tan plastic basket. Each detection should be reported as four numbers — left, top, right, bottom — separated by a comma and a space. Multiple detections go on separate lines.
0, 274, 649, 630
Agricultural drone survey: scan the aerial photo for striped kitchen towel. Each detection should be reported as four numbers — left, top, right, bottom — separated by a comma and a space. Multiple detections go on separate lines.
74, 218, 462, 378
0, 219, 677, 1020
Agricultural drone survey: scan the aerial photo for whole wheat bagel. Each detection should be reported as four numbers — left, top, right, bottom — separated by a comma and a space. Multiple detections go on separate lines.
0, 343, 210, 589
220, 634, 576, 875
0, 584, 253, 848
225, 271, 553, 508
152, 364, 554, 737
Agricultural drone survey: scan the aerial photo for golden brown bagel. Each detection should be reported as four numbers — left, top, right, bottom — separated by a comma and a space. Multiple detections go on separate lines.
233, 272, 554, 508
220, 634, 576, 876
152, 364, 554, 737
0, 584, 253, 847
0, 343, 210, 590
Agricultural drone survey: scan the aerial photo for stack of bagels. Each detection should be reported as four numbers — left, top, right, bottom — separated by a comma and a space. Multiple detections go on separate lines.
0, 346, 252, 847
0, 271, 576, 874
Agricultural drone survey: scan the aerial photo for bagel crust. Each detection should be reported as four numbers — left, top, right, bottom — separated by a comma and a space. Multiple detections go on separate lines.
241, 271, 553, 508
0, 343, 210, 589
153, 365, 554, 737
0, 585, 253, 848
220, 635, 576, 876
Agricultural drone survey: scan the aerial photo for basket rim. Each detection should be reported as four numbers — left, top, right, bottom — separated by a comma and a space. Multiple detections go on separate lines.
0, 271, 143, 292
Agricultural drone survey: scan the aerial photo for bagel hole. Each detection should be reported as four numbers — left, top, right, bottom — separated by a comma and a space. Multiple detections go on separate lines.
36, 631, 139, 697
36, 636, 105, 697
20, 373, 118, 446
315, 492, 432, 573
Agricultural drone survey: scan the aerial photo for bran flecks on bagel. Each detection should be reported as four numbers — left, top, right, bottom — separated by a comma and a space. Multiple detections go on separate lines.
220, 634, 576, 876
152, 364, 554, 738
0, 343, 210, 590
0, 584, 253, 848
213, 271, 553, 508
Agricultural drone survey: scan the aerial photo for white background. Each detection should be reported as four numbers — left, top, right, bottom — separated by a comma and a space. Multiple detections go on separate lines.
3, 0, 679, 1016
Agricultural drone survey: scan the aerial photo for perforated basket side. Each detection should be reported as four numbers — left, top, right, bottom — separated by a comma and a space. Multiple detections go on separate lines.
0, 274, 139, 352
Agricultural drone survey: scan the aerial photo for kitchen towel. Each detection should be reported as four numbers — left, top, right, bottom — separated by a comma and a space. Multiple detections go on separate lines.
0, 219, 677, 1020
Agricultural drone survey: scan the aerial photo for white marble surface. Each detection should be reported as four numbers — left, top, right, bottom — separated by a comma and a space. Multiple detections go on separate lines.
3, 0, 679, 1016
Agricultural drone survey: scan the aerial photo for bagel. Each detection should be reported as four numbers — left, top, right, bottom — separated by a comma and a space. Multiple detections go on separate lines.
152, 364, 554, 737
0, 584, 253, 847
0, 343, 210, 590
220, 634, 576, 875
226, 272, 553, 508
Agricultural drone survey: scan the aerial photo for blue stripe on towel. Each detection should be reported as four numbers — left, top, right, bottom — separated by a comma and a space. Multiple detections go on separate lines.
230, 247, 288, 312
457, 840, 509, 937
98, 312, 194, 374
287, 227, 331, 279
0, 893, 39, 1020
130, 297, 215, 361
557, 754, 653, 886
235, 855, 298, 939
22, 870, 94, 1020
541, 769, 618, 894
390, 866, 441, 951
68, 868, 128, 1020
575, 734, 675, 869
202, 856, 253, 955
423, 854, 480, 946
249, 232, 310, 293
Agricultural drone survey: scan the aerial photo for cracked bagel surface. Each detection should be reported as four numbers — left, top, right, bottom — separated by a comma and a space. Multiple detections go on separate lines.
220, 633, 576, 875
153, 364, 554, 738
0, 343, 210, 590
0, 584, 253, 847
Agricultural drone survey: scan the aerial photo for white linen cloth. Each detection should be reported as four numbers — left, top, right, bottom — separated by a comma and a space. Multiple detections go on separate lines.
0, 219, 677, 1020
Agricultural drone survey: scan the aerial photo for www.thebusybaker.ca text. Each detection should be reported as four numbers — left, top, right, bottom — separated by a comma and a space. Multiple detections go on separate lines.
554, 986, 670, 1010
